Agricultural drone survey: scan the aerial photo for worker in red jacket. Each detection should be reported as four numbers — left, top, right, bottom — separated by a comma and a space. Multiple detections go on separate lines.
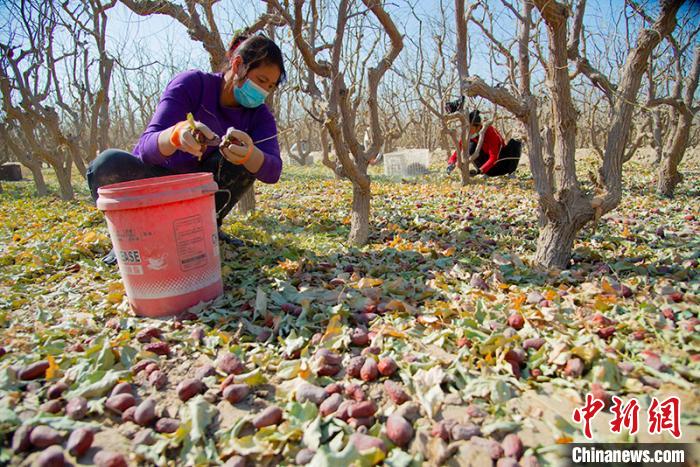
445, 107, 522, 176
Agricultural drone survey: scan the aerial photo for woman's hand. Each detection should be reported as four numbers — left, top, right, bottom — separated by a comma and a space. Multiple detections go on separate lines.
220, 128, 255, 164
160, 119, 217, 159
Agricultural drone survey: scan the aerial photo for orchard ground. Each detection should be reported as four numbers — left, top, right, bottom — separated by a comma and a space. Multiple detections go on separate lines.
0, 150, 698, 466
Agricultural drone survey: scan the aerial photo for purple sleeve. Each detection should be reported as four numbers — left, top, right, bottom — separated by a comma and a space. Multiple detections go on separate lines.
249, 105, 283, 184
132, 70, 202, 167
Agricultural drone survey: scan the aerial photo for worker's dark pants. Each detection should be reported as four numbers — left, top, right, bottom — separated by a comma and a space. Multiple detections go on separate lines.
471, 139, 522, 177
87, 149, 255, 226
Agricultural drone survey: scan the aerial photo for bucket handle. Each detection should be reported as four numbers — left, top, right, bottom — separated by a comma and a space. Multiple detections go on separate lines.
203, 188, 232, 218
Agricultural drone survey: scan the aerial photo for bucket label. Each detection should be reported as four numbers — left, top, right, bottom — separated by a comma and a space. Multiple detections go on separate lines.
118, 249, 142, 264
122, 264, 144, 275
116, 228, 141, 242
116, 249, 143, 276
173, 215, 207, 271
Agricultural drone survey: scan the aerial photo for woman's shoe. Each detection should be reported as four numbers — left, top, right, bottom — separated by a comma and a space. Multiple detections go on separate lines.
101, 249, 118, 265
218, 230, 244, 247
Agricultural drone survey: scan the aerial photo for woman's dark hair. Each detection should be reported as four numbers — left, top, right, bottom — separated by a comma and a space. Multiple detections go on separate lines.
468, 110, 482, 126
224, 32, 287, 86
445, 95, 465, 114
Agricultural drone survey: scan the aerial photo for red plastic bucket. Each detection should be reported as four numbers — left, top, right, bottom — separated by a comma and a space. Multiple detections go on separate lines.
97, 173, 223, 317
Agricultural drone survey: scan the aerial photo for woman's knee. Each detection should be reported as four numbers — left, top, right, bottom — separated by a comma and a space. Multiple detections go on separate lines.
88, 149, 140, 178
87, 149, 143, 200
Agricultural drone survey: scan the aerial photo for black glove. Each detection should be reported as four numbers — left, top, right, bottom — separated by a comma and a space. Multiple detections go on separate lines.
469, 168, 480, 176
446, 164, 456, 174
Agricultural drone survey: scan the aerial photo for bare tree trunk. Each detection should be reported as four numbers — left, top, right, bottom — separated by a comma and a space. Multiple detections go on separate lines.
349, 184, 371, 245
652, 111, 663, 163
455, 0, 474, 187
657, 111, 690, 196
535, 221, 579, 269
28, 164, 48, 196
238, 184, 256, 214
53, 163, 74, 200
72, 148, 88, 178
440, 131, 450, 159
319, 126, 340, 178
655, 46, 699, 196
267, 0, 401, 246
597, 1, 682, 211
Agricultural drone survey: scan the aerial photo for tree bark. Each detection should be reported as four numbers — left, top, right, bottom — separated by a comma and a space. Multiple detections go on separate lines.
349, 184, 371, 245
597, 0, 682, 212
656, 111, 690, 197
656, 46, 699, 196
319, 126, 341, 178
72, 147, 88, 178
238, 184, 256, 214
534, 219, 579, 269
28, 164, 48, 196
652, 111, 663, 163
455, 0, 474, 186
53, 163, 74, 201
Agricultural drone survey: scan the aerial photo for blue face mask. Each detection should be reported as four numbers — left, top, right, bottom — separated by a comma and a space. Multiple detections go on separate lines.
233, 74, 269, 108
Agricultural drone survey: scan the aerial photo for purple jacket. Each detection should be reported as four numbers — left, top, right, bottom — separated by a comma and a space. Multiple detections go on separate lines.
133, 70, 282, 183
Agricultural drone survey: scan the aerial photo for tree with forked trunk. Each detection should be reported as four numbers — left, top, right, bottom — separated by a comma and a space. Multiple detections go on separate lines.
264, 0, 404, 245
646, 31, 700, 196
405, 0, 475, 186
0, 0, 118, 199
0, 122, 48, 196
0, 4, 75, 200
460, 0, 683, 269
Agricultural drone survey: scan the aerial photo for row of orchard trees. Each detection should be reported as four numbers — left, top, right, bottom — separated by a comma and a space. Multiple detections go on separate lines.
0, 0, 190, 199
0, 0, 698, 268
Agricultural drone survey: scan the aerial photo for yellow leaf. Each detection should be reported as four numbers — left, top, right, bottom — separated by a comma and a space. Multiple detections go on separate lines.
621, 224, 631, 238
544, 290, 558, 301
385, 299, 406, 313
601, 279, 616, 295
381, 327, 406, 339
571, 344, 599, 363
556, 436, 574, 444
218, 332, 231, 345
108, 282, 124, 293
299, 360, 311, 380
83, 231, 97, 243
320, 315, 342, 343
593, 298, 611, 311
511, 294, 526, 311
475, 292, 498, 301
45, 355, 60, 380
278, 259, 300, 274
106, 291, 124, 304
111, 331, 131, 346
357, 277, 383, 289
106, 283, 125, 303
443, 246, 456, 257
388, 236, 403, 248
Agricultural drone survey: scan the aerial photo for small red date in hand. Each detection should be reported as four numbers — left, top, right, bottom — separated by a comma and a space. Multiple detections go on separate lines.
186, 113, 221, 158
220, 128, 243, 148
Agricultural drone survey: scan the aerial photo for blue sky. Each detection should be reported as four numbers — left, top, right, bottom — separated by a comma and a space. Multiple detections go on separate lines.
1, 0, 697, 113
